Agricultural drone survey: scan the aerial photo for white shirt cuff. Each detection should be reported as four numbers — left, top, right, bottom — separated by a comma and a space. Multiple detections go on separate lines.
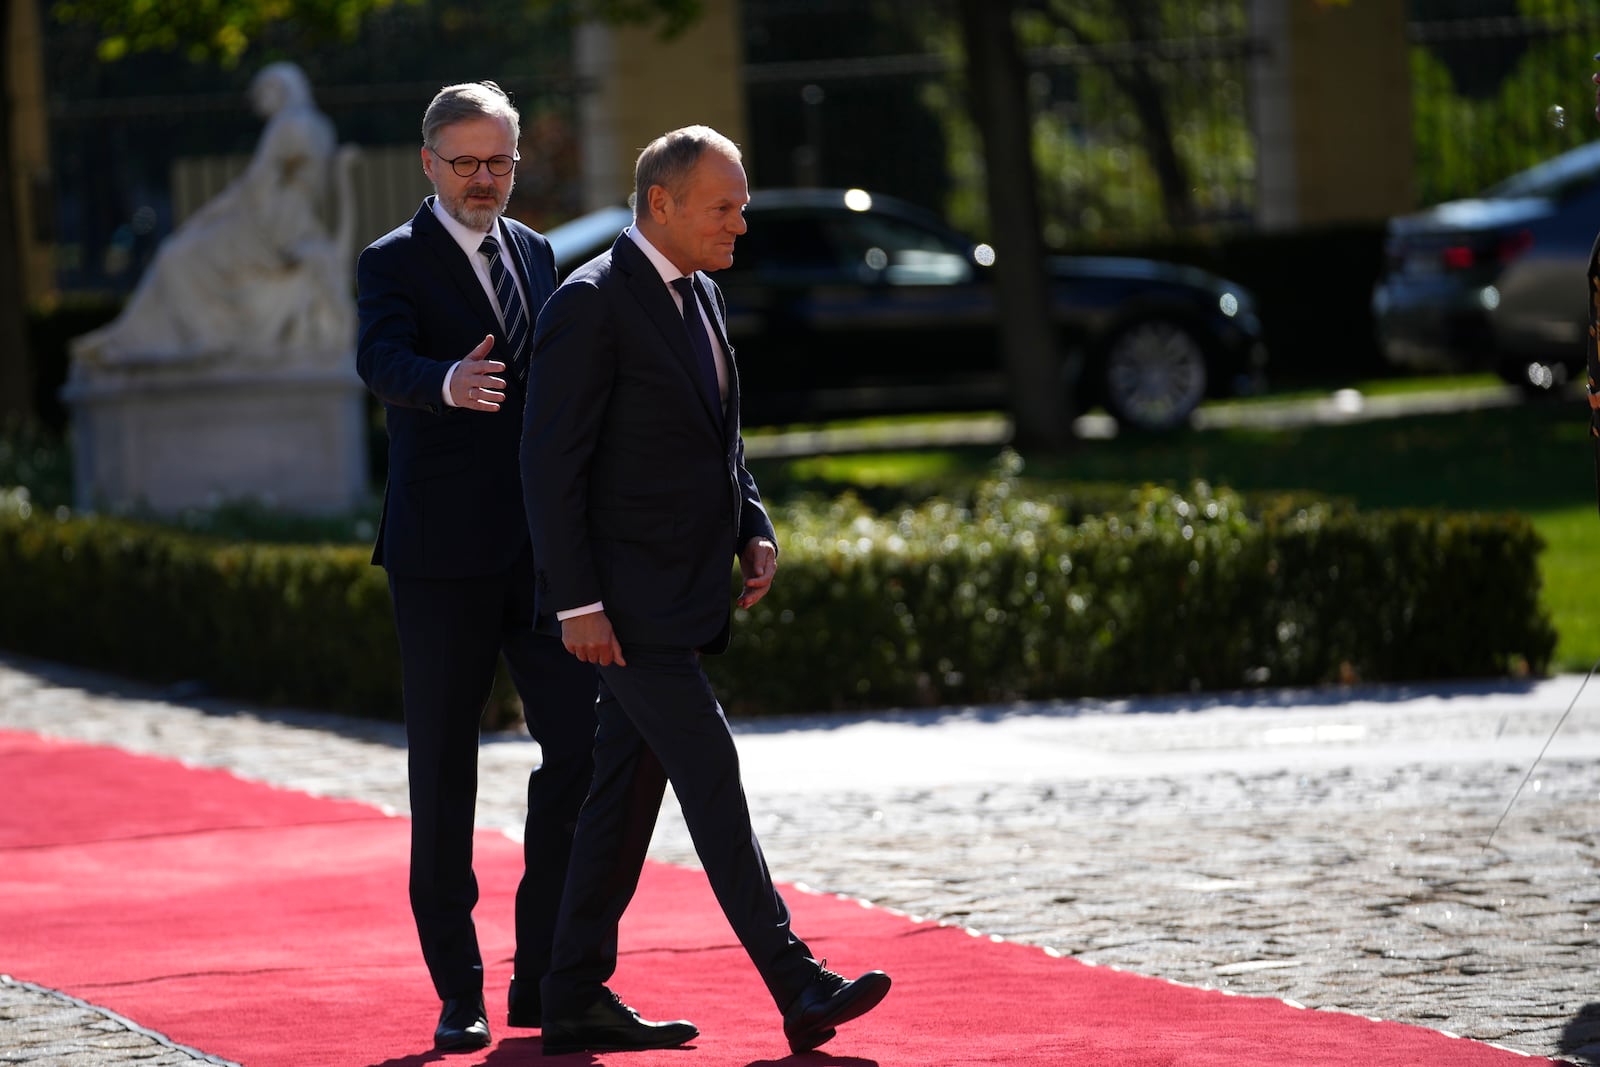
557, 602, 605, 620
442, 362, 459, 407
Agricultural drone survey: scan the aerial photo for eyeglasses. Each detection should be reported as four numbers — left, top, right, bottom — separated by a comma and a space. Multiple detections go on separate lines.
432, 151, 520, 178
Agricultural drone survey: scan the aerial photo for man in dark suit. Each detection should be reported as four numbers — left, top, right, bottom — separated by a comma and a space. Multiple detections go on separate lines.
356, 81, 597, 1053
520, 125, 891, 1056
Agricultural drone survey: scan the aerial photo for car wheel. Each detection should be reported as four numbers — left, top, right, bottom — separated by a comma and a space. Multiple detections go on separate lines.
1100, 320, 1209, 431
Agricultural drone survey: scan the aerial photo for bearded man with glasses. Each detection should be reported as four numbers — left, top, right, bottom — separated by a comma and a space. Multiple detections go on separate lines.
355, 80, 598, 1053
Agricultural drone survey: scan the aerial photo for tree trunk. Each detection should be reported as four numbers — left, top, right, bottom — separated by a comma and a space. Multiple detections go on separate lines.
0, 4, 36, 423
957, 0, 1073, 451
1107, 0, 1194, 230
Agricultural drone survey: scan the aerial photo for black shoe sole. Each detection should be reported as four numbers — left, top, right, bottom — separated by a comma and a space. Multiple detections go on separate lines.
542, 1026, 698, 1056
787, 1025, 838, 1055
434, 1032, 492, 1053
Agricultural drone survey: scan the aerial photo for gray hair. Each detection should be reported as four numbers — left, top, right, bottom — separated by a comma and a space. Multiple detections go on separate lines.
422, 81, 521, 148
632, 125, 742, 216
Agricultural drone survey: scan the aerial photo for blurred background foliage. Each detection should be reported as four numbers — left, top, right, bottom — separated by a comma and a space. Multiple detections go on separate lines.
925, 0, 1600, 243
1408, 0, 1600, 208
31, 0, 1600, 283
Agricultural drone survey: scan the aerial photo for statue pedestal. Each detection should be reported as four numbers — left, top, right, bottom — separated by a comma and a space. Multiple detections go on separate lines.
62, 357, 369, 516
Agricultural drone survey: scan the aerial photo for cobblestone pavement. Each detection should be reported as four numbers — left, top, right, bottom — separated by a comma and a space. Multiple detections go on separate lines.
4, 651, 1600, 1065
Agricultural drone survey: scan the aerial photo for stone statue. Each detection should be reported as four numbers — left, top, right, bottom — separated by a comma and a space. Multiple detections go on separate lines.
62, 63, 370, 516
73, 62, 359, 367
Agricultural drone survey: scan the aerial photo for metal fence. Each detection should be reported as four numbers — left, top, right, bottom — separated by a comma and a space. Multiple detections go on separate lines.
40, 0, 583, 297
740, 0, 1258, 243
742, 0, 1600, 235
41, 0, 1600, 295
47, 77, 583, 295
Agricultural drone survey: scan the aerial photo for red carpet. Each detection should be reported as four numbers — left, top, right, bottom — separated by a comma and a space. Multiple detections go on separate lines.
0, 728, 1566, 1066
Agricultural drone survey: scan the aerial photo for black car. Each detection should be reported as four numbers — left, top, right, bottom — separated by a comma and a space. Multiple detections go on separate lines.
1372, 139, 1600, 392
544, 188, 1267, 431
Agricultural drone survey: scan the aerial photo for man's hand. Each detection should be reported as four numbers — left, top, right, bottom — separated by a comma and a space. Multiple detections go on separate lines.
562, 611, 626, 667
737, 537, 778, 609
450, 334, 508, 411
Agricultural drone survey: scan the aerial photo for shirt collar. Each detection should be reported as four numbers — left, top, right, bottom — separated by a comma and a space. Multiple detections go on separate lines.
625, 224, 690, 287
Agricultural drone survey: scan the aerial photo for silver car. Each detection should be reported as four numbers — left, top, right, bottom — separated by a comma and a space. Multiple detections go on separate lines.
1372, 139, 1600, 391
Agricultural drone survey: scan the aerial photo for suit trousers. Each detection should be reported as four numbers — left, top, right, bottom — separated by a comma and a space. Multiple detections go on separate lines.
388, 547, 598, 1001
542, 644, 817, 1015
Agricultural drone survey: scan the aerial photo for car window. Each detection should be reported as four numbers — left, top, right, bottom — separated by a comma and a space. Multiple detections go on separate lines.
825, 213, 974, 285
736, 206, 975, 286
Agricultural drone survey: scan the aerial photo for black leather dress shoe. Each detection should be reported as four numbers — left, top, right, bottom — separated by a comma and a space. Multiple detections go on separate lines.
434, 996, 491, 1052
507, 977, 540, 1028
541, 989, 697, 1055
782, 965, 892, 1054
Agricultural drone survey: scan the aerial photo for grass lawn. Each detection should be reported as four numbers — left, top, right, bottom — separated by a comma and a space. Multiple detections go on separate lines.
750, 395, 1600, 674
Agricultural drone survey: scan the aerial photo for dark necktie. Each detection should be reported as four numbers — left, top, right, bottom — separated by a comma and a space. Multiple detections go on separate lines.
670, 275, 722, 412
479, 234, 528, 381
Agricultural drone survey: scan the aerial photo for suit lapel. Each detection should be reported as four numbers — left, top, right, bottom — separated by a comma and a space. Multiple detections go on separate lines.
505, 225, 550, 307
614, 236, 725, 426
414, 198, 501, 337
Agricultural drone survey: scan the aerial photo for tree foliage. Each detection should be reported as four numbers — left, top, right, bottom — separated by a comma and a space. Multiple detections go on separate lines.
50, 0, 705, 68
51, 0, 418, 66
921, 0, 1254, 246
923, 0, 1596, 234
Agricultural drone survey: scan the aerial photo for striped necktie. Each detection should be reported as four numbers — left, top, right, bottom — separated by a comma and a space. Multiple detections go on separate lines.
479, 233, 528, 381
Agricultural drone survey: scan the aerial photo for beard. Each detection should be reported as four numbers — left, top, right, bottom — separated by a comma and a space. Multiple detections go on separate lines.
439, 179, 512, 232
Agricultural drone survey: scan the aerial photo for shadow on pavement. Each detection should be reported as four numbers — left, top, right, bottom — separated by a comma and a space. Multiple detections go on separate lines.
1560, 1003, 1600, 1065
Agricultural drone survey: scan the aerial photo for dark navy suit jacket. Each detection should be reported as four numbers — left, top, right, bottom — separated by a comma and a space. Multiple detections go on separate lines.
357, 197, 558, 580
520, 233, 775, 655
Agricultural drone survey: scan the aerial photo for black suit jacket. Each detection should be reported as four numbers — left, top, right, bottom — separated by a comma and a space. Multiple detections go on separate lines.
357, 198, 558, 580
520, 233, 775, 654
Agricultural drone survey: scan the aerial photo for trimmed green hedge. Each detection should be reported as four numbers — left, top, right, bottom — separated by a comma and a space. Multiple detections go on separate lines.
0, 477, 1556, 720
0, 491, 401, 714
713, 481, 1555, 713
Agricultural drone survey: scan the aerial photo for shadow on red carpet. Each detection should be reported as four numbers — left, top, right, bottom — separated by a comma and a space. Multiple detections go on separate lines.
0, 729, 1566, 1067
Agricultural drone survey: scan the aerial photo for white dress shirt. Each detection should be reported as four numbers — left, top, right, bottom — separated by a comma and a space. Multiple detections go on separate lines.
431, 199, 530, 406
